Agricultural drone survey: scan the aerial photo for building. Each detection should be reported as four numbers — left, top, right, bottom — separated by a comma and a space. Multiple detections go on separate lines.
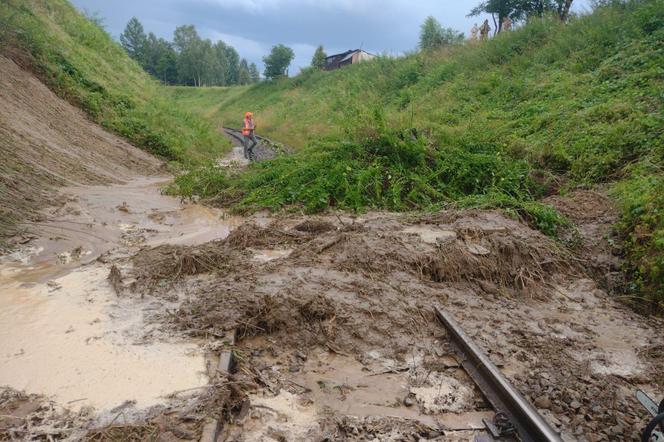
324, 49, 375, 71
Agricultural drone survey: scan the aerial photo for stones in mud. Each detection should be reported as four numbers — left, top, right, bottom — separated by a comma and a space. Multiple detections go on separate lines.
534, 395, 552, 409
569, 399, 582, 410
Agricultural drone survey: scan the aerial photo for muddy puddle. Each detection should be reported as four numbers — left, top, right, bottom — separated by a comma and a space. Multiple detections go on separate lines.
0, 177, 246, 423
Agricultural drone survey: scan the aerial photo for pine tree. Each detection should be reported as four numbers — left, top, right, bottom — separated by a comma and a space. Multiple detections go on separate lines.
120, 17, 147, 62
311, 45, 327, 70
225, 46, 240, 85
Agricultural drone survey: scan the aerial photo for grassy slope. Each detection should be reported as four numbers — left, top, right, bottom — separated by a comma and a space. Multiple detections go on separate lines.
172, 0, 663, 309
0, 0, 229, 164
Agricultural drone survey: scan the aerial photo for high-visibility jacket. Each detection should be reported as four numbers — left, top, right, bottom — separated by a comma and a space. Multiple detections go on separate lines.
242, 117, 255, 136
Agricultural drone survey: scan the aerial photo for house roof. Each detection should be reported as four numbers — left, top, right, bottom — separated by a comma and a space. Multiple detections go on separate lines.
325, 49, 374, 61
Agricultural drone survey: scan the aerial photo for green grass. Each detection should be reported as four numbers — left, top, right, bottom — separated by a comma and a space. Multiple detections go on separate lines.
0, 0, 229, 164
172, 0, 664, 311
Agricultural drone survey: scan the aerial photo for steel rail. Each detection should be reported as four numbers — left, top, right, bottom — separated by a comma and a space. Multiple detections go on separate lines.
435, 307, 562, 442
222, 126, 284, 150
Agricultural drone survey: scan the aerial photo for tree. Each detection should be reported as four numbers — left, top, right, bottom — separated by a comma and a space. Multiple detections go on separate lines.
249, 63, 260, 83
238, 58, 251, 85
419, 16, 464, 50
224, 46, 240, 85
173, 25, 206, 86
142, 33, 177, 84
556, 0, 574, 21
154, 41, 178, 84
119, 20, 253, 87
263, 44, 295, 80
120, 17, 147, 62
200, 39, 221, 87
311, 45, 327, 69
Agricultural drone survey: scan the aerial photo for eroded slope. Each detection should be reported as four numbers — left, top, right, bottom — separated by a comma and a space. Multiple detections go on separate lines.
0, 55, 162, 244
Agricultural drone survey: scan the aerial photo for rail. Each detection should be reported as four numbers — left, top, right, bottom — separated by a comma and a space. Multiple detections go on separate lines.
435, 307, 562, 442
222, 127, 290, 154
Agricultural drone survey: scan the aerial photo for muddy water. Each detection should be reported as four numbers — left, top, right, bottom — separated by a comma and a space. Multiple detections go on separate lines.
0, 177, 245, 418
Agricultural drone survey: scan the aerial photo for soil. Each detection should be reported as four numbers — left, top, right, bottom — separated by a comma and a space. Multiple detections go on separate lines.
122, 211, 663, 441
544, 188, 623, 293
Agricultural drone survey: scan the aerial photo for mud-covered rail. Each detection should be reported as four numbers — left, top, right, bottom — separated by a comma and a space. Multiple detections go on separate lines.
435, 307, 562, 442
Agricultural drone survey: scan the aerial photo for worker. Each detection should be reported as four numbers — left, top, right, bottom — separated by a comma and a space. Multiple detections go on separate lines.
242, 112, 257, 161
479, 19, 491, 41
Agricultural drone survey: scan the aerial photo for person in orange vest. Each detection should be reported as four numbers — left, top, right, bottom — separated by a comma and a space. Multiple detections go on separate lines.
242, 112, 257, 161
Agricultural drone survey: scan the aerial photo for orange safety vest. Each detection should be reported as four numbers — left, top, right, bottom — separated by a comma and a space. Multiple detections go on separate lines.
242, 117, 255, 136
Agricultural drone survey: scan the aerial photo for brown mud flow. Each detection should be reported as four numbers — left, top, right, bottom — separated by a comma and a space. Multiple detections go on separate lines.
117, 210, 663, 441
0, 177, 244, 439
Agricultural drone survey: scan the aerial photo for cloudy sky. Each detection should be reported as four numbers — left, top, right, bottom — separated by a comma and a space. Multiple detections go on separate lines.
71, 0, 592, 75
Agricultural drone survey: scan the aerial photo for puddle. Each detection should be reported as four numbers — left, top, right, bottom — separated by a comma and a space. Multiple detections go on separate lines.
217, 146, 249, 168
10, 177, 244, 272
0, 264, 208, 414
0, 176, 249, 420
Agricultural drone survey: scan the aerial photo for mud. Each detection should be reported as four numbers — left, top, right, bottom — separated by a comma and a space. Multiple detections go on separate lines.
2, 83, 663, 442
124, 210, 664, 441
545, 188, 623, 292
0, 176, 247, 440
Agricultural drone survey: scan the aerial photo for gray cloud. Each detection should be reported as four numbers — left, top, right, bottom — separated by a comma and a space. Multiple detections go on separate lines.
71, 0, 592, 74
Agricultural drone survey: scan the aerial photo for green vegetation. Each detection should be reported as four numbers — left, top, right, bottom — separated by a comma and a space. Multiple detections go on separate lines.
0, 0, 228, 163
419, 16, 464, 50
173, 0, 663, 310
311, 45, 327, 70
263, 44, 296, 80
119, 18, 259, 87
469, 0, 575, 31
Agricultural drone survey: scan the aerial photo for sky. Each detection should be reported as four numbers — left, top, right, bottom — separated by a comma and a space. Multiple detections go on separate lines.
70, 0, 592, 75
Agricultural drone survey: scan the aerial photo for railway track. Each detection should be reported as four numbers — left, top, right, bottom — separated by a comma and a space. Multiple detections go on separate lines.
435, 307, 562, 442
222, 126, 288, 158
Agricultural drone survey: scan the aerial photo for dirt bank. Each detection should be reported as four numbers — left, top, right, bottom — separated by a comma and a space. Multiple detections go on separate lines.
0, 54, 162, 246
119, 211, 664, 441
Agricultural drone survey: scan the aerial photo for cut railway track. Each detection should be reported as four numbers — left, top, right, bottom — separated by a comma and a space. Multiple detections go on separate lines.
436, 307, 562, 442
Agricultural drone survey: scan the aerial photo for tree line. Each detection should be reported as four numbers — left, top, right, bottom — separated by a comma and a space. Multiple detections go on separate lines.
120, 17, 259, 86
120, 0, 574, 84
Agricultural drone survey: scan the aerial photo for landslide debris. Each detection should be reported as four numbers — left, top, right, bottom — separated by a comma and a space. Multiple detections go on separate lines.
119, 210, 664, 440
